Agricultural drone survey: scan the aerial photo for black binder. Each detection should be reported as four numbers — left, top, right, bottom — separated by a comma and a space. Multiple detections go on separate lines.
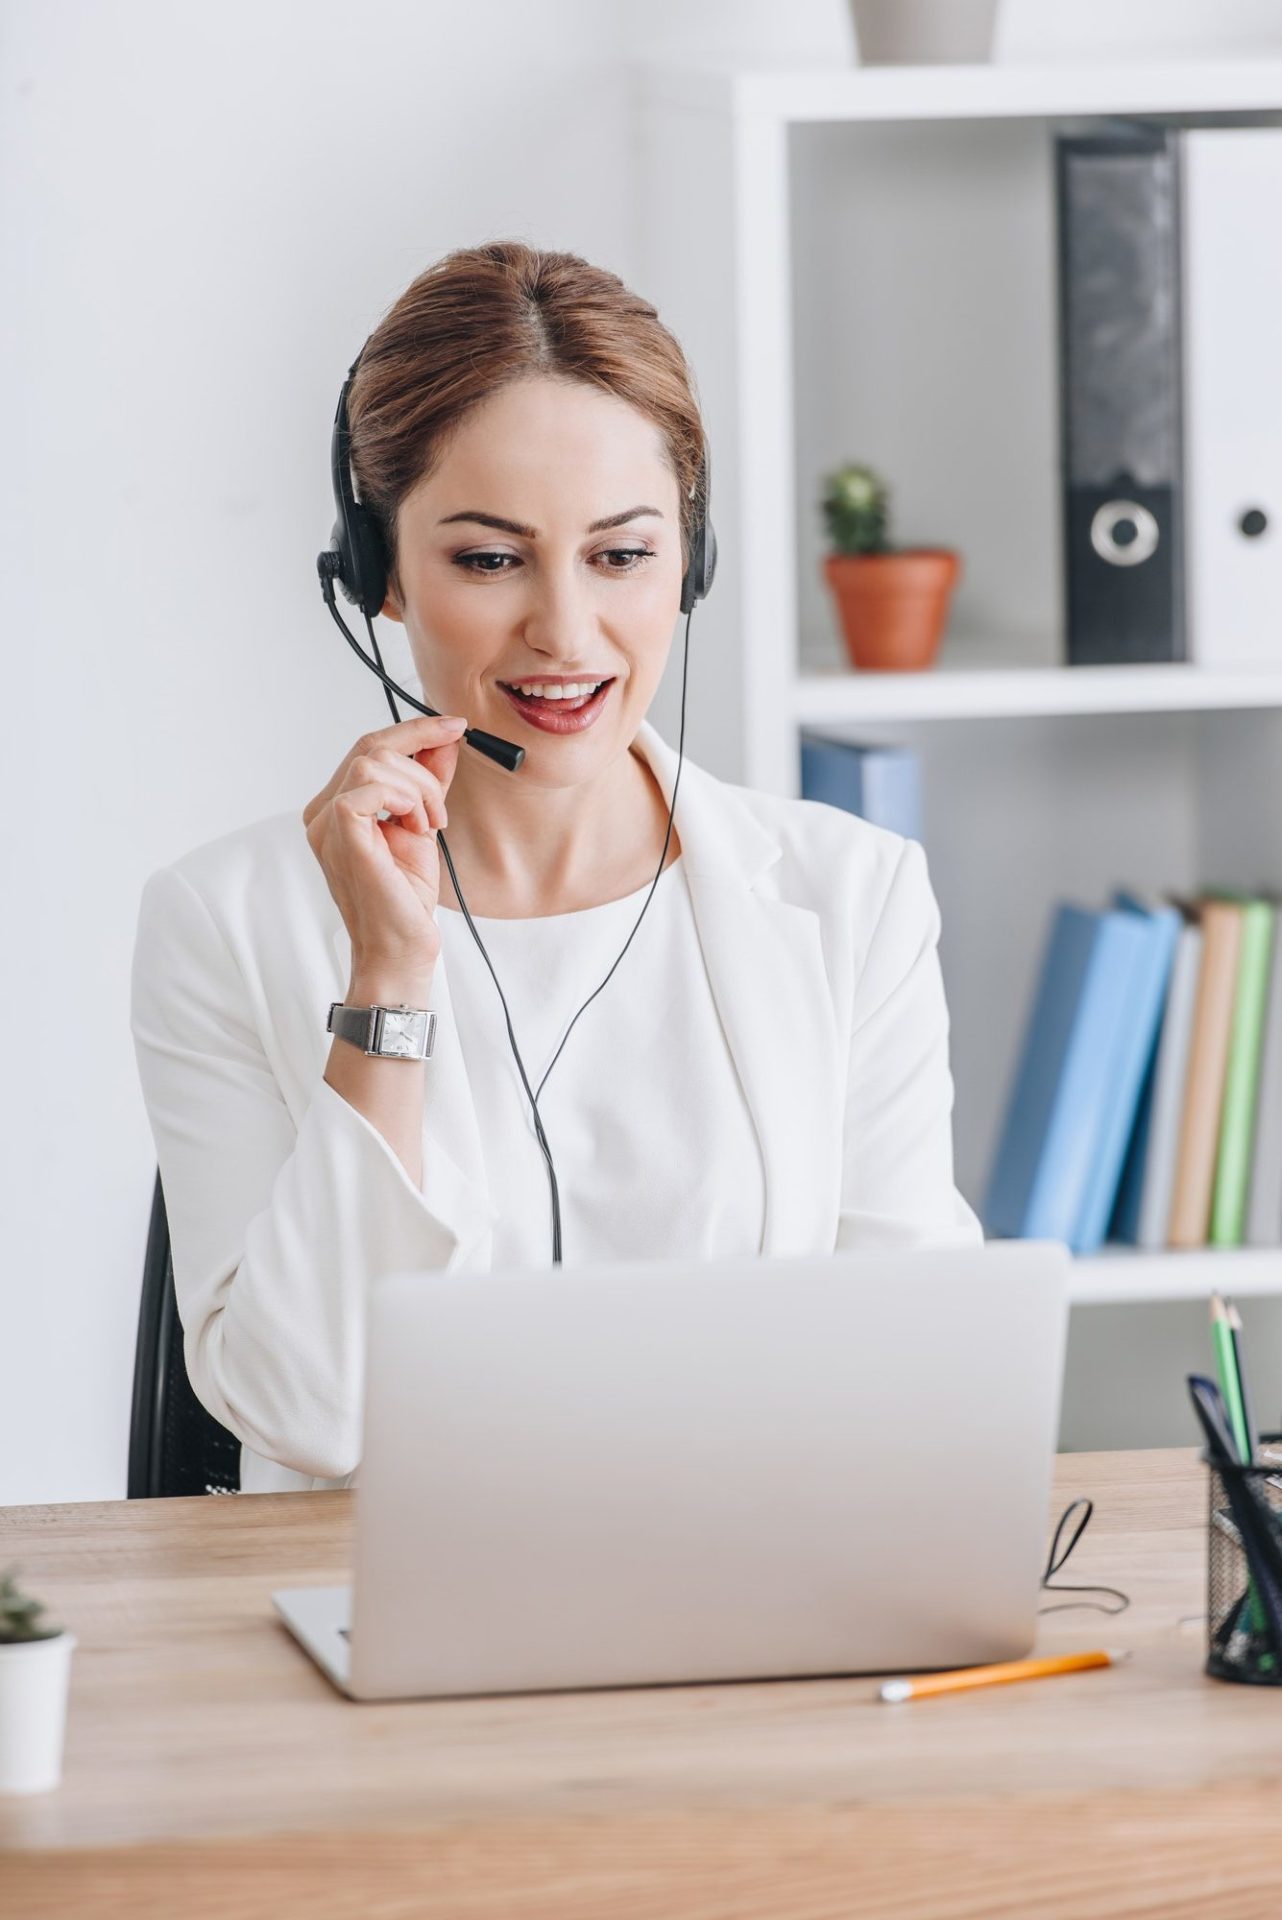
1055, 127, 1185, 665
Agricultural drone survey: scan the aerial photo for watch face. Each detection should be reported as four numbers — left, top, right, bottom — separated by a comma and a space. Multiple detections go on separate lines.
378, 1009, 428, 1057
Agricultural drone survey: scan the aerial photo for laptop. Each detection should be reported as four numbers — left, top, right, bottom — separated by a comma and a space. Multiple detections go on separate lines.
273, 1238, 1069, 1700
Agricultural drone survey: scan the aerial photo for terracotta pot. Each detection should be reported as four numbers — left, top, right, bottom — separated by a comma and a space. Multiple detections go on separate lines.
823, 548, 961, 672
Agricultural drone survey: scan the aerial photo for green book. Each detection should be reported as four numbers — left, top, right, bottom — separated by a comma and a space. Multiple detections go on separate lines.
1211, 899, 1276, 1245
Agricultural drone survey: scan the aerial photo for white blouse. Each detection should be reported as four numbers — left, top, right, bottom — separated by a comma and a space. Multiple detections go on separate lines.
434, 855, 766, 1269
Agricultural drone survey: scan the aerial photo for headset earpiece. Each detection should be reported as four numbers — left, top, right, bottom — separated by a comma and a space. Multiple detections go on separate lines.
679, 440, 718, 615
320, 361, 391, 617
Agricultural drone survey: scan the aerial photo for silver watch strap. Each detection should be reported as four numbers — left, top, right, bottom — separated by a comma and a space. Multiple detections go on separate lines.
326, 1001, 437, 1059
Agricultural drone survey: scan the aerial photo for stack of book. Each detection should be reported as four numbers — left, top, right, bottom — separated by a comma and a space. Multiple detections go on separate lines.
985, 891, 1282, 1254
798, 732, 923, 842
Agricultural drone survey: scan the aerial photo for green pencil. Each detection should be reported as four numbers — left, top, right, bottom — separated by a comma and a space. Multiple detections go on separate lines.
1211, 1292, 1251, 1463
1227, 1302, 1258, 1465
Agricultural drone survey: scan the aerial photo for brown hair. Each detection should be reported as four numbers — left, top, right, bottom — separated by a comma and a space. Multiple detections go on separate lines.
346, 240, 707, 600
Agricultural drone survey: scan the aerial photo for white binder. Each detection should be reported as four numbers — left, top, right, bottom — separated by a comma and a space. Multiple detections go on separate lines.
1182, 128, 1282, 669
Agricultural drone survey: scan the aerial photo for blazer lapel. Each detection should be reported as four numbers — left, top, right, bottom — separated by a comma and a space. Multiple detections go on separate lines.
631, 722, 844, 1255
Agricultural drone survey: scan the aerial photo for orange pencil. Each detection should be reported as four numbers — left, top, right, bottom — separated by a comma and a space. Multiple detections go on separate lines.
878, 1647, 1130, 1702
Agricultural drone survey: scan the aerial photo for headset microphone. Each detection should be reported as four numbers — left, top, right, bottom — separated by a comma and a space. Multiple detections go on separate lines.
316, 342, 718, 1263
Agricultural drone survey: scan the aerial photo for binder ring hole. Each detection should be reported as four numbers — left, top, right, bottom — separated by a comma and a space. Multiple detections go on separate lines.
1090, 499, 1159, 568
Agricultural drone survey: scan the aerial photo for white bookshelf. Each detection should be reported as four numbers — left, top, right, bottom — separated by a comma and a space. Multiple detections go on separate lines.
796, 651, 1282, 726
636, 56, 1282, 1315
638, 55, 1282, 125
1071, 1246, 1282, 1305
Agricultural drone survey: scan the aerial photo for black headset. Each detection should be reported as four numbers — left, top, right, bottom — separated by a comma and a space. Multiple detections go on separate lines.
316, 344, 717, 1262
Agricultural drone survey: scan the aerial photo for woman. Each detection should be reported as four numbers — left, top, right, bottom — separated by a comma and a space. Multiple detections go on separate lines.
131, 240, 982, 1496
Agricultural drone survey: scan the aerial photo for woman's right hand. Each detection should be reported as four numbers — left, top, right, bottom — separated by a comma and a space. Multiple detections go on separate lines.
302, 713, 468, 990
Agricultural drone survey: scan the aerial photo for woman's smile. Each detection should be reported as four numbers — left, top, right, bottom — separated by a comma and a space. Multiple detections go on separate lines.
496, 675, 616, 732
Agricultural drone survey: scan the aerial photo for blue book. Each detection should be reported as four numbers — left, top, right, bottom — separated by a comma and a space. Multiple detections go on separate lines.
799, 732, 923, 843
1108, 893, 1186, 1246
984, 904, 1161, 1249
1109, 1043, 1157, 1246
1074, 891, 1182, 1252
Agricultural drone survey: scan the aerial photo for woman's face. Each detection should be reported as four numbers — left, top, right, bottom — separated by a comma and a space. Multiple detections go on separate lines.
383, 374, 686, 787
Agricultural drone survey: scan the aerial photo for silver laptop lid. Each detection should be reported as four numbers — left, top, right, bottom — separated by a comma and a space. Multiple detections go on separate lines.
347, 1240, 1069, 1700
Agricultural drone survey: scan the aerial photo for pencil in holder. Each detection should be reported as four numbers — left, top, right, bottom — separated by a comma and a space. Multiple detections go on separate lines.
1205, 1432, 1282, 1686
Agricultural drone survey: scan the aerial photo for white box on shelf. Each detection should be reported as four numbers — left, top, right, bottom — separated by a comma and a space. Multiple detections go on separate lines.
1182, 127, 1282, 670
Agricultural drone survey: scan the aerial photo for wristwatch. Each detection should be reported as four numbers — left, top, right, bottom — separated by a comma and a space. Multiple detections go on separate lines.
326, 1001, 437, 1060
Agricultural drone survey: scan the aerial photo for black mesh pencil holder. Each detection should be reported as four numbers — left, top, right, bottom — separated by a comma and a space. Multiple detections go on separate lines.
1205, 1432, 1282, 1687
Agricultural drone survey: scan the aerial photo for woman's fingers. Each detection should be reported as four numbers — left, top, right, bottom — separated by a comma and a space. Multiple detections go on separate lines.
356, 750, 449, 828
302, 713, 466, 828
333, 778, 430, 838
375, 713, 468, 748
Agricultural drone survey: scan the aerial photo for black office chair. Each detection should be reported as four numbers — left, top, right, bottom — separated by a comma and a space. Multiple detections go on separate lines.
128, 1169, 242, 1497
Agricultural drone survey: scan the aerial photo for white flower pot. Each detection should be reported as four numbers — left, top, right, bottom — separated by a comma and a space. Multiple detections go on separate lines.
850, 0, 1001, 64
0, 1631, 76, 1794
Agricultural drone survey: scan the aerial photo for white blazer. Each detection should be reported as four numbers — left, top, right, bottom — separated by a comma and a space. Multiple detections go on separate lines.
130, 717, 983, 1494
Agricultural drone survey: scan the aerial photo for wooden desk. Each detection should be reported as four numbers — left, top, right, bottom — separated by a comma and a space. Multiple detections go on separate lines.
2, 1448, 1280, 1918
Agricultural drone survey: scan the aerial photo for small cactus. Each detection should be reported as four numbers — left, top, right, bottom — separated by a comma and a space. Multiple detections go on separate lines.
0, 1566, 62, 1643
821, 463, 891, 556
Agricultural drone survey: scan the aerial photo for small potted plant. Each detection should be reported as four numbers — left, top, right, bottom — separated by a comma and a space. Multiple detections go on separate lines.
821, 463, 961, 672
0, 1566, 76, 1795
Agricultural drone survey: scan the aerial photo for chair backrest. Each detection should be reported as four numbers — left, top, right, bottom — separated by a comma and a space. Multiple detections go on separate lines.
128, 1169, 241, 1497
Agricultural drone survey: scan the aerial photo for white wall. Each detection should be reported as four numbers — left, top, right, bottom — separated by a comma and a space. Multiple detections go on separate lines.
6, 0, 1282, 1506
